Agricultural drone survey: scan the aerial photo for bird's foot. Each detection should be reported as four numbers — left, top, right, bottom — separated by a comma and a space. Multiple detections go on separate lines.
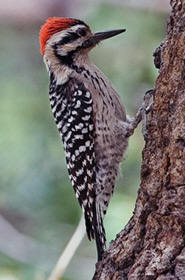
142, 89, 155, 140
125, 89, 155, 139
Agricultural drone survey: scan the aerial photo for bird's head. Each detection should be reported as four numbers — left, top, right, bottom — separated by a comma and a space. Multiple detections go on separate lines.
39, 17, 126, 66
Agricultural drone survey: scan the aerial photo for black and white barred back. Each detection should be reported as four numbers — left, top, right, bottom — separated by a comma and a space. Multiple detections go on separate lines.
49, 73, 106, 258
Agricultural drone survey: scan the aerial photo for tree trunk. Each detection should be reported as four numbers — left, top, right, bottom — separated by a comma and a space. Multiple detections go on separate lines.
93, 1, 185, 279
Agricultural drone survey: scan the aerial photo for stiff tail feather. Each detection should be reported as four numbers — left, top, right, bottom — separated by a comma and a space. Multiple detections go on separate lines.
93, 202, 106, 261
84, 210, 94, 240
84, 203, 106, 261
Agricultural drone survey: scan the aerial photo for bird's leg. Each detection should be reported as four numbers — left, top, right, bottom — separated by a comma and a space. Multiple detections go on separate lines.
125, 89, 155, 139
141, 90, 154, 140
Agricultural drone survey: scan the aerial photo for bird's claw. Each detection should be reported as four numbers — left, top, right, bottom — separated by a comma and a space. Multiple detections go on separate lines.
142, 89, 155, 140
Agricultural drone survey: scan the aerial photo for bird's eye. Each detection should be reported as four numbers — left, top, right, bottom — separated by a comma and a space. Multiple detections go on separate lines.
78, 29, 87, 37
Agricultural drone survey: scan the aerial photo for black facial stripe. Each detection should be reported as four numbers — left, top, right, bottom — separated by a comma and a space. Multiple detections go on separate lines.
52, 25, 89, 66
56, 52, 74, 65
77, 28, 87, 37
53, 45, 83, 66
58, 32, 80, 45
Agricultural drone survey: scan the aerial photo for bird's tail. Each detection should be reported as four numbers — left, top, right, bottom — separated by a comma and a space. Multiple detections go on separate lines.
84, 203, 106, 261
84, 209, 94, 240
94, 203, 106, 261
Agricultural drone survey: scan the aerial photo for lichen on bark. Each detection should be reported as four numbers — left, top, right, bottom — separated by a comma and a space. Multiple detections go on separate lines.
93, 1, 185, 279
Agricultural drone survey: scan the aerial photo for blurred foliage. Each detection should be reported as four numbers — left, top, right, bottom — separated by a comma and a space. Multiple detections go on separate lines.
0, 3, 165, 280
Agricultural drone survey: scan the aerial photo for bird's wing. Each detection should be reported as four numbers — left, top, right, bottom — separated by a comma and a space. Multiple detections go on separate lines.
50, 77, 107, 259
51, 79, 96, 241
65, 87, 96, 241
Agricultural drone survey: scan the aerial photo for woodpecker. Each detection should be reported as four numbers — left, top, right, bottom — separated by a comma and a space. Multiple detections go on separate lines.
39, 17, 152, 261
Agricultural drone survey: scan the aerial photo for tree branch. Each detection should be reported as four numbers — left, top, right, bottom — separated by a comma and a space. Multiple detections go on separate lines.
93, 0, 185, 279
48, 215, 86, 280
0, 214, 57, 271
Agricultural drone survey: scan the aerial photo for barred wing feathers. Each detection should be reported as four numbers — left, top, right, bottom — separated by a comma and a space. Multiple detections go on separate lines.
49, 78, 95, 240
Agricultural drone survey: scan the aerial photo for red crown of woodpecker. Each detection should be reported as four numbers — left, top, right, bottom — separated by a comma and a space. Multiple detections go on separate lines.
39, 17, 80, 55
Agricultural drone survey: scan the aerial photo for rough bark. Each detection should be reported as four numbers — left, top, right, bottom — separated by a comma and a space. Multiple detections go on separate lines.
93, 1, 185, 279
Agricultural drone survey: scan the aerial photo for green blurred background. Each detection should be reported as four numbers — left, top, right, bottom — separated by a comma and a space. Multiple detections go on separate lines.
0, 1, 168, 279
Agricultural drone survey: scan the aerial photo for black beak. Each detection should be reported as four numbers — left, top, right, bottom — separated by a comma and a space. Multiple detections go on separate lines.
83, 28, 126, 49
93, 29, 126, 43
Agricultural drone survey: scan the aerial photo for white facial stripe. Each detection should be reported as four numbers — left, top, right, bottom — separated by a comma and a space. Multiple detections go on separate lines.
67, 24, 86, 33
44, 23, 91, 67
43, 56, 51, 72
47, 25, 87, 57
48, 24, 86, 46
47, 31, 68, 56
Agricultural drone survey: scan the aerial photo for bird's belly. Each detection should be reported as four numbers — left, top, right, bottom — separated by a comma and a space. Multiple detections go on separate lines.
94, 113, 129, 215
